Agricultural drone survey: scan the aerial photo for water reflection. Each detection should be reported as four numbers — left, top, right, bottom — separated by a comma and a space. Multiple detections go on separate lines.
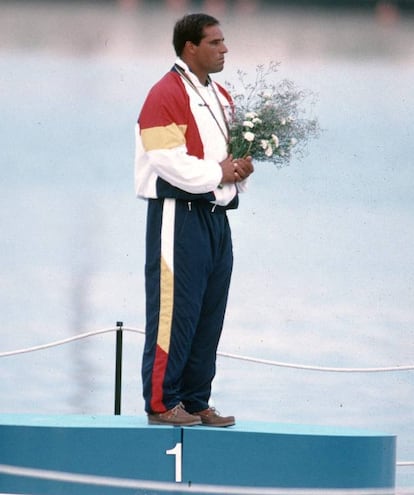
68, 202, 103, 413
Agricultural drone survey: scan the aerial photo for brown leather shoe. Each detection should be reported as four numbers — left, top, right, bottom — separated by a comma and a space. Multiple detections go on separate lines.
193, 407, 235, 427
148, 403, 202, 426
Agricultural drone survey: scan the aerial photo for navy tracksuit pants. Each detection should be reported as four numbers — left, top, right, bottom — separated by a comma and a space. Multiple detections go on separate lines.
142, 198, 233, 414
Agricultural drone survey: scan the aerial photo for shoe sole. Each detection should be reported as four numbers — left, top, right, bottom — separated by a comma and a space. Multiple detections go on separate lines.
200, 420, 236, 427
148, 417, 202, 427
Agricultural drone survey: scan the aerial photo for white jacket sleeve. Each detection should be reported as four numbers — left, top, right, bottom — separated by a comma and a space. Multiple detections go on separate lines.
134, 123, 223, 198
146, 146, 223, 194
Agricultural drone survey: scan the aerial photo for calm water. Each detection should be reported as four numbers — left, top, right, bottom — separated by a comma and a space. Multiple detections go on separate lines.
1, 2, 414, 487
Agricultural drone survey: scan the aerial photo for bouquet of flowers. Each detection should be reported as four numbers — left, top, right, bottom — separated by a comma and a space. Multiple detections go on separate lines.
225, 61, 320, 167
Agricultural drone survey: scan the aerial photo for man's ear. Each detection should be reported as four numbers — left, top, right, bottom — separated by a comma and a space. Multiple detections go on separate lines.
184, 40, 197, 55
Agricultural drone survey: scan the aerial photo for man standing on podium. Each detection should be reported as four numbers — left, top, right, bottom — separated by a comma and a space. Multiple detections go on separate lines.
134, 13, 254, 426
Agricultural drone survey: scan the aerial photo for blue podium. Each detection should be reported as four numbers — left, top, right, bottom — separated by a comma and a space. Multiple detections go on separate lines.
0, 414, 396, 494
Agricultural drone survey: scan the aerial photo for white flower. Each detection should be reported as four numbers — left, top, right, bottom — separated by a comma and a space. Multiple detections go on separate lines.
260, 139, 268, 149
243, 131, 255, 142
271, 134, 280, 148
245, 111, 257, 119
290, 137, 298, 146
265, 145, 273, 157
252, 117, 262, 124
259, 90, 272, 100
280, 118, 286, 125
243, 120, 255, 128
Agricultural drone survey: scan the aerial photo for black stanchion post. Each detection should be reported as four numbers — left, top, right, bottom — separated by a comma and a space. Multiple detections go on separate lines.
114, 321, 123, 415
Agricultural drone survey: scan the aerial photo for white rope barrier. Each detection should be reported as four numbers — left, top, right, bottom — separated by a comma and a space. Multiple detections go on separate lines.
0, 463, 406, 495
0, 327, 122, 358
217, 350, 414, 373
1, 325, 414, 373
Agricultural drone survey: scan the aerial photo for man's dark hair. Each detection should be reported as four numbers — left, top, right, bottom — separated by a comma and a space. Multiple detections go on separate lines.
173, 13, 219, 56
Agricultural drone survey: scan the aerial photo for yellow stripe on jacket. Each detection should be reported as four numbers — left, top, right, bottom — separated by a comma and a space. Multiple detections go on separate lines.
141, 123, 187, 151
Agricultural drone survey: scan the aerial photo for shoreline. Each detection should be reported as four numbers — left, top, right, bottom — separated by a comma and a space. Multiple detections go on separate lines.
1, 2, 414, 63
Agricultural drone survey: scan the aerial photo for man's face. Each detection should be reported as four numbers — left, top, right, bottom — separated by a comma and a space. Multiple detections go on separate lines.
191, 24, 228, 75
